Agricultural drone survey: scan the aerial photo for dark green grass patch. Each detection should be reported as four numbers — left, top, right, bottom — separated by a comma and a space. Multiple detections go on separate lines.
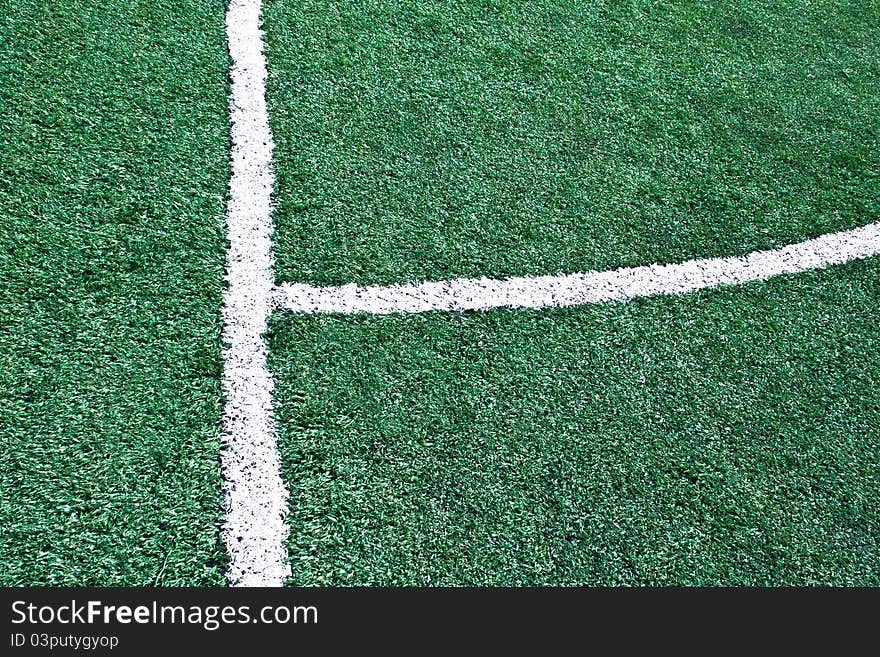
269, 258, 880, 585
264, 0, 880, 286
0, 0, 229, 585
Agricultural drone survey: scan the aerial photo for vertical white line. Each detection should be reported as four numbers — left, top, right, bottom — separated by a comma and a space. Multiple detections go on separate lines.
221, 0, 290, 586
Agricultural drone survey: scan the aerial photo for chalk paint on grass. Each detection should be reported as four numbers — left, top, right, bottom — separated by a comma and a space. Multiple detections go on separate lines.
274, 222, 880, 315
220, 0, 290, 587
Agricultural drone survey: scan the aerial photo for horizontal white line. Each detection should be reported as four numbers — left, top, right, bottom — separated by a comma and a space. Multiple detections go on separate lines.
274, 222, 880, 314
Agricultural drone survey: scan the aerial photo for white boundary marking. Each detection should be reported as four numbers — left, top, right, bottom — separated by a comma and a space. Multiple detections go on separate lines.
274, 222, 880, 315
220, 0, 290, 586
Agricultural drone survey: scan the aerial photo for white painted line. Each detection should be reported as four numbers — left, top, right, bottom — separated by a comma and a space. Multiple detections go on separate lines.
220, 0, 290, 586
274, 222, 880, 315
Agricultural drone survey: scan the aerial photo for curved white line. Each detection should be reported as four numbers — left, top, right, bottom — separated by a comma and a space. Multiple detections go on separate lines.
220, 0, 290, 586
274, 222, 880, 315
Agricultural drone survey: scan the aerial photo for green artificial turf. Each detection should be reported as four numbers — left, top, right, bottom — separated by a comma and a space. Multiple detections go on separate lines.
268, 258, 880, 585
264, 0, 880, 286
0, 0, 229, 585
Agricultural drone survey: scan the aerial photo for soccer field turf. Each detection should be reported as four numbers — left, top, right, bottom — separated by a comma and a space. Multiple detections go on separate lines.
263, 0, 880, 286
263, 0, 880, 585
2, 0, 879, 585
0, 0, 230, 585
269, 259, 880, 585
